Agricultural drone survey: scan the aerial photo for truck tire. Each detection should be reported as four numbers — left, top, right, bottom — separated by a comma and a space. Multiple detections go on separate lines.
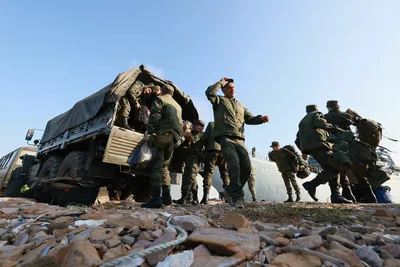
57, 151, 88, 178
39, 156, 64, 178
132, 175, 151, 202
5, 167, 24, 197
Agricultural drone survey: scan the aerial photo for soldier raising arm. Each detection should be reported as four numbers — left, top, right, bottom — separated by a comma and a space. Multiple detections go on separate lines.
205, 77, 269, 208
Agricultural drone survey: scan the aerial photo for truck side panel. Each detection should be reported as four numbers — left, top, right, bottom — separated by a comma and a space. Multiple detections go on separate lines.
103, 126, 144, 166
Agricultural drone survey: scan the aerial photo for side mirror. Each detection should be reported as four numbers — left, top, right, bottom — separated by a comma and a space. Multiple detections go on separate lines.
25, 129, 35, 141
33, 140, 39, 145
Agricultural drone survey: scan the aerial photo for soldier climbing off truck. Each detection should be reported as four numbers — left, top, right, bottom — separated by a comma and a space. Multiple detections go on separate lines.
5, 65, 199, 206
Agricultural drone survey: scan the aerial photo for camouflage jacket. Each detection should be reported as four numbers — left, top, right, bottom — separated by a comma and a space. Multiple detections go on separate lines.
205, 79, 264, 140
295, 111, 340, 154
146, 94, 182, 142
268, 145, 302, 173
324, 109, 355, 131
186, 131, 205, 156
203, 122, 221, 151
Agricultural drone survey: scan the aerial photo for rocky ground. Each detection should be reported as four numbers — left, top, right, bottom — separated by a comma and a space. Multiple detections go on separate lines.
0, 196, 400, 267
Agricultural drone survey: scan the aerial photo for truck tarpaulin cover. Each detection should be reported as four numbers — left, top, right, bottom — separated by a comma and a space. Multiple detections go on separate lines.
41, 65, 199, 143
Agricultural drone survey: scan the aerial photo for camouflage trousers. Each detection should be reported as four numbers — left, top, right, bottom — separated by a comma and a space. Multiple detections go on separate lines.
281, 171, 300, 195
181, 154, 200, 191
148, 134, 173, 187
219, 137, 251, 202
248, 162, 256, 199
309, 148, 340, 184
202, 150, 229, 188
119, 96, 132, 118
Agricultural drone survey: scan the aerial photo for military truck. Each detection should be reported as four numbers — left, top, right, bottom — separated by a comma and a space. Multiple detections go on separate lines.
7, 65, 198, 205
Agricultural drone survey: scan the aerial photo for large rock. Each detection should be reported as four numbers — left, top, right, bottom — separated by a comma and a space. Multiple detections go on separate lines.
329, 249, 363, 267
381, 243, 400, 258
271, 252, 321, 267
102, 245, 128, 262
253, 221, 277, 232
170, 215, 209, 232
220, 213, 251, 229
318, 227, 338, 239
89, 228, 118, 243
291, 235, 322, 249
327, 235, 360, 249
192, 254, 244, 267
146, 229, 177, 265
188, 227, 260, 260
60, 240, 103, 267
355, 245, 383, 267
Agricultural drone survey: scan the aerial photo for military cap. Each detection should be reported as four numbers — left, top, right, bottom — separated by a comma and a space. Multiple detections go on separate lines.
326, 100, 339, 108
195, 120, 205, 126
162, 84, 174, 93
270, 141, 280, 147
222, 78, 235, 89
306, 104, 318, 112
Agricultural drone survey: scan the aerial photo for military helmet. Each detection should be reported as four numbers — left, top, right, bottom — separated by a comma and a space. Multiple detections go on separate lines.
270, 141, 280, 147
326, 100, 339, 108
306, 104, 318, 112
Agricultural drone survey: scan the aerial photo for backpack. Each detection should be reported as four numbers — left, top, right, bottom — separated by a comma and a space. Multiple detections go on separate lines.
328, 150, 353, 171
349, 140, 377, 165
281, 145, 300, 172
356, 118, 382, 148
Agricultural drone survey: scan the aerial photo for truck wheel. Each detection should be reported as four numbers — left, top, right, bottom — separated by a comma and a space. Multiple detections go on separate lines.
5, 167, 24, 197
132, 175, 151, 202
57, 151, 88, 178
39, 156, 64, 178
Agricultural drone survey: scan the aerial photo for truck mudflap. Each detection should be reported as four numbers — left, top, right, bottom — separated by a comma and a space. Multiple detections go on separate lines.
103, 126, 144, 166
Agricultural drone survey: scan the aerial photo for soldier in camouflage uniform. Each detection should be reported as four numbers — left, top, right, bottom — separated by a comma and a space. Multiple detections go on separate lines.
140, 84, 182, 209
120, 82, 158, 130
206, 77, 269, 208
324, 100, 358, 203
268, 141, 302, 202
295, 104, 352, 204
174, 120, 205, 205
200, 121, 229, 204
248, 162, 257, 202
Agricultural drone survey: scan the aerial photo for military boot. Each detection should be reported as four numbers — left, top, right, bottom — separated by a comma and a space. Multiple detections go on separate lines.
121, 117, 134, 131
295, 193, 301, 202
330, 184, 353, 204
341, 185, 357, 203
302, 179, 321, 202
359, 184, 378, 203
140, 186, 162, 208
173, 189, 190, 205
200, 187, 209, 204
284, 194, 294, 203
161, 185, 172, 206
191, 190, 199, 205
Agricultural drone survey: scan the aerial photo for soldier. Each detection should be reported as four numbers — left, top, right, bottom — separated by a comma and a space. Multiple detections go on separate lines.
295, 104, 352, 204
248, 162, 257, 202
119, 80, 145, 130
324, 100, 357, 203
140, 84, 182, 208
268, 141, 302, 202
205, 77, 269, 208
174, 120, 205, 205
200, 121, 229, 204
252, 147, 256, 158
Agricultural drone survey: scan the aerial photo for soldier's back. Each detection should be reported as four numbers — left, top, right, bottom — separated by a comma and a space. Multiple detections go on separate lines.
324, 110, 354, 130
157, 95, 182, 136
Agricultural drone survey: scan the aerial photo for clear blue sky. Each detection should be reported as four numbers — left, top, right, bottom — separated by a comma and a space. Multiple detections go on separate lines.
1, 0, 399, 163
